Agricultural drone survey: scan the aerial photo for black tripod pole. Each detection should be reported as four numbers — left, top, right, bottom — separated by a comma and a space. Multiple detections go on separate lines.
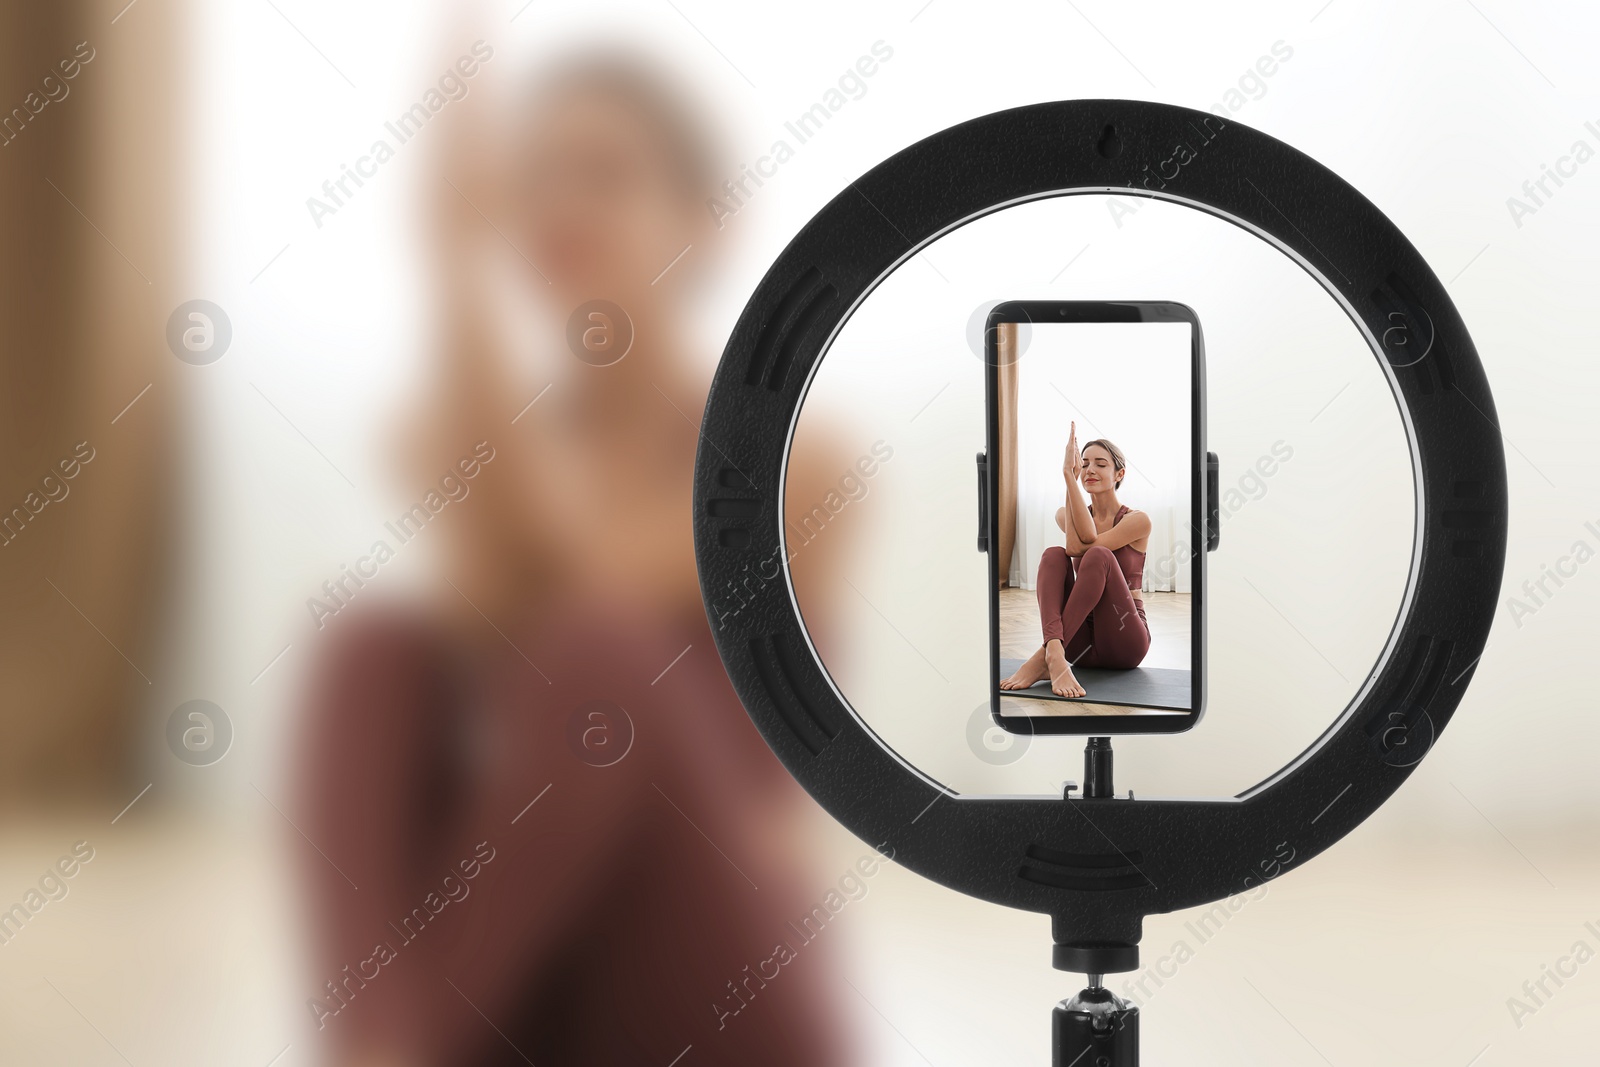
1053, 737, 1140, 1065
1053, 975, 1139, 1066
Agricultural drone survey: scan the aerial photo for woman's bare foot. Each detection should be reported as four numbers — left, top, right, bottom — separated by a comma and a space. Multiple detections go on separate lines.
1044, 640, 1086, 698
999, 647, 1048, 690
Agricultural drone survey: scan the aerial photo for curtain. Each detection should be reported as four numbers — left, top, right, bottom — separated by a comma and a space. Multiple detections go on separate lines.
995, 322, 1019, 587
0, 1, 179, 802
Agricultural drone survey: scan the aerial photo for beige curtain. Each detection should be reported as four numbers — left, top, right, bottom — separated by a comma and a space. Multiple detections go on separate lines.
0, 2, 179, 802
995, 322, 1020, 587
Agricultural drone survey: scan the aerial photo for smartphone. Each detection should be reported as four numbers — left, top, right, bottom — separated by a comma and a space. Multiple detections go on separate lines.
980, 301, 1209, 735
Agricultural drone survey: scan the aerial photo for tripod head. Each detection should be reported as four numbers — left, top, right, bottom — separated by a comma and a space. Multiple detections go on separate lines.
1056, 979, 1138, 1067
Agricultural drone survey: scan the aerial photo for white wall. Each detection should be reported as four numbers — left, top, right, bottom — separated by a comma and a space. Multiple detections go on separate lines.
1011, 321, 1194, 595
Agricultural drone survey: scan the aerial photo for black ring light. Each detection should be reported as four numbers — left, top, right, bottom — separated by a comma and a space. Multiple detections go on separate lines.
692, 100, 1505, 985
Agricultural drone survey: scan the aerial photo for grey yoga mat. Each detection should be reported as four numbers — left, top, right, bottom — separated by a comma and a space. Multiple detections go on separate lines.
997, 657, 1191, 711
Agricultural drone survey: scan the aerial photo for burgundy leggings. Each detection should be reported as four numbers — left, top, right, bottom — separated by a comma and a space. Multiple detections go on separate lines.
1036, 545, 1150, 669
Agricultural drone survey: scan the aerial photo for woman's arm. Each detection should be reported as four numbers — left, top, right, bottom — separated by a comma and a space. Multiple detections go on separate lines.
1056, 504, 1088, 556
1061, 423, 1097, 544
1058, 501, 1150, 553
421, 126, 566, 615
1097, 508, 1152, 551
1063, 476, 1097, 543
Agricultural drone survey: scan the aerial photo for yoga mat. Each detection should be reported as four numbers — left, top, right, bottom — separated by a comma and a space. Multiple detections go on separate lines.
998, 657, 1191, 712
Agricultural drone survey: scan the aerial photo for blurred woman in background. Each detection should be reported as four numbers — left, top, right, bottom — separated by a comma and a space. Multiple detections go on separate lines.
294, 51, 850, 1067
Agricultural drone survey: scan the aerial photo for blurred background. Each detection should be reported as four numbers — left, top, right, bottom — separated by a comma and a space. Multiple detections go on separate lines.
1, 0, 1597, 1063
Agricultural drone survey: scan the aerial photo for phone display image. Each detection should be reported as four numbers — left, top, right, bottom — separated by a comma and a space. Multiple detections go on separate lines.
986, 301, 1205, 733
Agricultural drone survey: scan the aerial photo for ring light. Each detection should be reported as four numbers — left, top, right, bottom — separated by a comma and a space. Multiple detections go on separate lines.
691, 98, 1505, 1059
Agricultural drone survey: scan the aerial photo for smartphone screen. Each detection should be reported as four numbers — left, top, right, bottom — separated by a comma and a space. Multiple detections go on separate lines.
984, 301, 1206, 735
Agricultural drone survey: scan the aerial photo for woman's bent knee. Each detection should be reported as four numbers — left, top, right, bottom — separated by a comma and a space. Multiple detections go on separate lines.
1038, 546, 1068, 575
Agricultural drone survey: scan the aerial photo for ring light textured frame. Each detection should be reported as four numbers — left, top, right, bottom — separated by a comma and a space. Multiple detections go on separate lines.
692, 100, 1506, 965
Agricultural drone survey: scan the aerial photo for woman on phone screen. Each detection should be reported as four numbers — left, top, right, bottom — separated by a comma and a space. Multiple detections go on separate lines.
1000, 421, 1151, 699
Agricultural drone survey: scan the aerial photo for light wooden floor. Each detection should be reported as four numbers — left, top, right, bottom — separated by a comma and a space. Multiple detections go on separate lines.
997, 585, 1192, 717
998, 585, 1191, 671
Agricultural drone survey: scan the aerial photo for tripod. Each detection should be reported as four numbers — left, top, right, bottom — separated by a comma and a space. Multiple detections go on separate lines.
1053, 977, 1138, 1066
1054, 738, 1140, 1066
